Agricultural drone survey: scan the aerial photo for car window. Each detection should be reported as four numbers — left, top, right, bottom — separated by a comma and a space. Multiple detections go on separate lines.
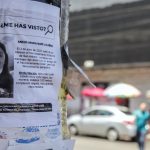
84, 110, 98, 116
84, 110, 113, 116
96, 110, 113, 116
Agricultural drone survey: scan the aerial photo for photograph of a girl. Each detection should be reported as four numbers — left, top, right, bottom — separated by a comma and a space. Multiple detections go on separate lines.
0, 42, 13, 98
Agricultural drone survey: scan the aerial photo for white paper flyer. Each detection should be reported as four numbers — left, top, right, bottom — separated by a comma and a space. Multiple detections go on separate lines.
0, 0, 62, 127
7, 139, 75, 150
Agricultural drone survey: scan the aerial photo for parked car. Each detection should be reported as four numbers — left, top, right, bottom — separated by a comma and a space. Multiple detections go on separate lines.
68, 105, 136, 141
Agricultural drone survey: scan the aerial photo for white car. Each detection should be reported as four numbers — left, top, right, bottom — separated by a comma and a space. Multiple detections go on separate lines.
68, 105, 136, 141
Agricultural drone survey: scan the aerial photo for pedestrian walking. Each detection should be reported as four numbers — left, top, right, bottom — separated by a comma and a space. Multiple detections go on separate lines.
134, 103, 150, 150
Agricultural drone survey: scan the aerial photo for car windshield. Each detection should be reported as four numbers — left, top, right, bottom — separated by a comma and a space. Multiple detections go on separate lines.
118, 107, 132, 115
121, 110, 132, 115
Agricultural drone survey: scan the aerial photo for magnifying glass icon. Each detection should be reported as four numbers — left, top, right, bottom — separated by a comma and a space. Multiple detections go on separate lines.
45, 25, 53, 35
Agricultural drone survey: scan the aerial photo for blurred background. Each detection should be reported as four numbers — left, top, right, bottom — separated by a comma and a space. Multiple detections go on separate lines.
68, 0, 150, 115
67, 0, 150, 150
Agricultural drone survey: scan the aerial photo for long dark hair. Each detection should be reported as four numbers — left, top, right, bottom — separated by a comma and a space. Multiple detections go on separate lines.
0, 42, 13, 94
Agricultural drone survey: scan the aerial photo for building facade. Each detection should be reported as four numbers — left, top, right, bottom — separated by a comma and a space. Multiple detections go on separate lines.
69, 0, 150, 110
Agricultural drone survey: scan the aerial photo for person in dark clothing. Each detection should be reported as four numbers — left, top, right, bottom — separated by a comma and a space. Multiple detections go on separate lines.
134, 103, 150, 150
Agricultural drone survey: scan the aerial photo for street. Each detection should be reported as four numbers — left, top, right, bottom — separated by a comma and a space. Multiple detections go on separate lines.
72, 136, 150, 150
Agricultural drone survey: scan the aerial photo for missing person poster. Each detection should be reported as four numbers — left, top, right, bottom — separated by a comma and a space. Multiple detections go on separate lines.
0, 0, 62, 127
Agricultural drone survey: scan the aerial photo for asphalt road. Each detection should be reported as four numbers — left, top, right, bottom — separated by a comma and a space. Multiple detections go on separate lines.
72, 136, 150, 150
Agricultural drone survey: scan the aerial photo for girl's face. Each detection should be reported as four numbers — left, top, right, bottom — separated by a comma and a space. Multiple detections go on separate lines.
0, 47, 5, 73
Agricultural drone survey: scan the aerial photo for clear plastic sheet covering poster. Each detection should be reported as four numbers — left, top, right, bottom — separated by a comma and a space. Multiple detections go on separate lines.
0, 0, 66, 148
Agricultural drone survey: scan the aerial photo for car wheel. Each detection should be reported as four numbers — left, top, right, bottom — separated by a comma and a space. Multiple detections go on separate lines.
131, 136, 136, 142
107, 129, 119, 141
69, 125, 78, 135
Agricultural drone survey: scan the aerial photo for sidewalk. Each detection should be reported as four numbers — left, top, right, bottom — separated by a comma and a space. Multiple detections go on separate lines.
147, 133, 150, 140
